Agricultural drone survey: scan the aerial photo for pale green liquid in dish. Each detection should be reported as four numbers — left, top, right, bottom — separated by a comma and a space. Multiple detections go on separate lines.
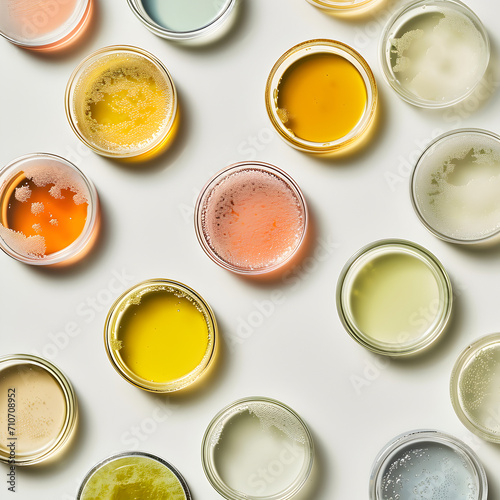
141, 0, 230, 32
458, 342, 500, 438
348, 250, 441, 347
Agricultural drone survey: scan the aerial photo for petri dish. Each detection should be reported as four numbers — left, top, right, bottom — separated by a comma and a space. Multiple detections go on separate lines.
266, 39, 377, 154
202, 397, 314, 500
104, 279, 217, 393
306, 0, 380, 11
0, 153, 99, 266
337, 239, 453, 356
370, 430, 488, 500
450, 333, 500, 443
0, 0, 92, 50
127, 0, 237, 40
195, 162, 308, 275
411, 129, 500, 244
77, 452, 192, 499
65, 45, 178, 159
380, 0, 490, 108
0, 354, 77, 466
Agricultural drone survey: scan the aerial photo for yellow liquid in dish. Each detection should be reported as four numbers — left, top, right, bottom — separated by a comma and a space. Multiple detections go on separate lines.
73, 53, 173, 155
277, 53, 367, 143
112, 286, 212, 386
80, 456, 187, 500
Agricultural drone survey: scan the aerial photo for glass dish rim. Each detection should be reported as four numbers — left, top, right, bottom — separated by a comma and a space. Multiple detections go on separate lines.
306, 0, 379, 10
369, 429, 488, 500
0, 0, 92, 49
194, 161, 308, 275
201, 396, 315, 500
265, 38, 377, 153
104, 278, 218, 393
378, 0, 491, 109
0, 353, 77, 466
64, 44, 178, 158
410, 128, 500, 244
336, 238, 453, 356
450, 332, 500, 443
76, 450, 192, 499
126, 0, 237, 40
0, 152, 99, 266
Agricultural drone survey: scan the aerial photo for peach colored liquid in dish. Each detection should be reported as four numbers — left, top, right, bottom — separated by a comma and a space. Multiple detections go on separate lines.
201, 168, 305, 271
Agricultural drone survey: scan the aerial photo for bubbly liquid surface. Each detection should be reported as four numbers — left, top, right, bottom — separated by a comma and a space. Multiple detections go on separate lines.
211, 403, 308, 497
348, 249, 441, 346
0, 165, 89, 257
80, 456, 187, 500
0, 363, 67, 459
112, 285, 212, 384
458, 342, 500, 437
73, 52, 172, 154
141, 0, 229, 32
379, 441, 478, 500
201, 168, 305, 271
277, 53, 367, 143
414, 132, 500, 241
388, 7, 487, 103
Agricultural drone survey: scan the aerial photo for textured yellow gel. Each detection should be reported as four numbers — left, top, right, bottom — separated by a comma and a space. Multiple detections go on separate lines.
74, 53, 172, 154
112, 286, 211, 385
276, 53, 367, 143
80, 456, 187, 499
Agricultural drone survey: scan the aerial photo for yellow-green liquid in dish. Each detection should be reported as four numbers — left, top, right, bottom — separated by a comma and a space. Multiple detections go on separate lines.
349, 251, 441, 346
80, 456, 187, 499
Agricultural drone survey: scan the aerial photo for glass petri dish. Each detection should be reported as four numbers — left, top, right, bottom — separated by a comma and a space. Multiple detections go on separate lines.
104, 279, 217, 393
0, 354, 77, 466
65, 45, 178, 159
411, 129, 500, 244
265, 39, 377, 154
202, 397, 314, 500
380, 0, 490, 108
0, 153, 99, 266
126, 0, 237, 40
370, 430, 488, 500
0, 0, 92, 50
306, 0, 380, 11
450, 333, 500, 443
77, 452, 192, 499
195, 162, 308, 275
337, 239, 453, 356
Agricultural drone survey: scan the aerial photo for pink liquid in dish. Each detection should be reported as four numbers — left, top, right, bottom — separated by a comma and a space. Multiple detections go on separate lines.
201, 167, 306, 272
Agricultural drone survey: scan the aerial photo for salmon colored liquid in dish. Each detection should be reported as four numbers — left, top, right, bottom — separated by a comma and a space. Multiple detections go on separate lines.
0, 168, 88, 257
201, 168, 305, 271
6, 0, 79, 39
277, 53, 367, 143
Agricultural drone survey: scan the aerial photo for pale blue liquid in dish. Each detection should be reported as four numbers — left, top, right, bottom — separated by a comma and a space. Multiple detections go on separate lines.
380, 441, 478, 500
141, 0, 230, 32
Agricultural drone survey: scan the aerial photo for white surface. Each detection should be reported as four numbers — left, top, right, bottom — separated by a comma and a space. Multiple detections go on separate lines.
1, 0, 500, 498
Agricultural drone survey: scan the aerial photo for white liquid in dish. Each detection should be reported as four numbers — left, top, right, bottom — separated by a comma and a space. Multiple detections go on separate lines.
413, 131, 500, 242
388, 5, 487, 103
380, 441, 479, 500
210, 402, 309, 497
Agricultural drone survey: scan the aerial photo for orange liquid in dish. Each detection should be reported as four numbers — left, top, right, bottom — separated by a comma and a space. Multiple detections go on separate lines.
0, 171, 88, 256
277, 53, 367, 143
202, 168, 305, 271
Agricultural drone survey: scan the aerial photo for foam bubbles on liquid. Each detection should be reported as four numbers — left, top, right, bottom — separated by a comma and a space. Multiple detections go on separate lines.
389, 7, 487, 103
414, 132, 500, 241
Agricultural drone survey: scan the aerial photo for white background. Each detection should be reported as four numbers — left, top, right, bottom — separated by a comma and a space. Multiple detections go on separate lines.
1, 0, 499, 498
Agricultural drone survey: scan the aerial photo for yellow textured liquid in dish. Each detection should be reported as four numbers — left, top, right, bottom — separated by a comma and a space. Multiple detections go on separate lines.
80, 456, 187, 500
73, 53, 172, 154
112, 286, 211, 385
277, 53, 367, 143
